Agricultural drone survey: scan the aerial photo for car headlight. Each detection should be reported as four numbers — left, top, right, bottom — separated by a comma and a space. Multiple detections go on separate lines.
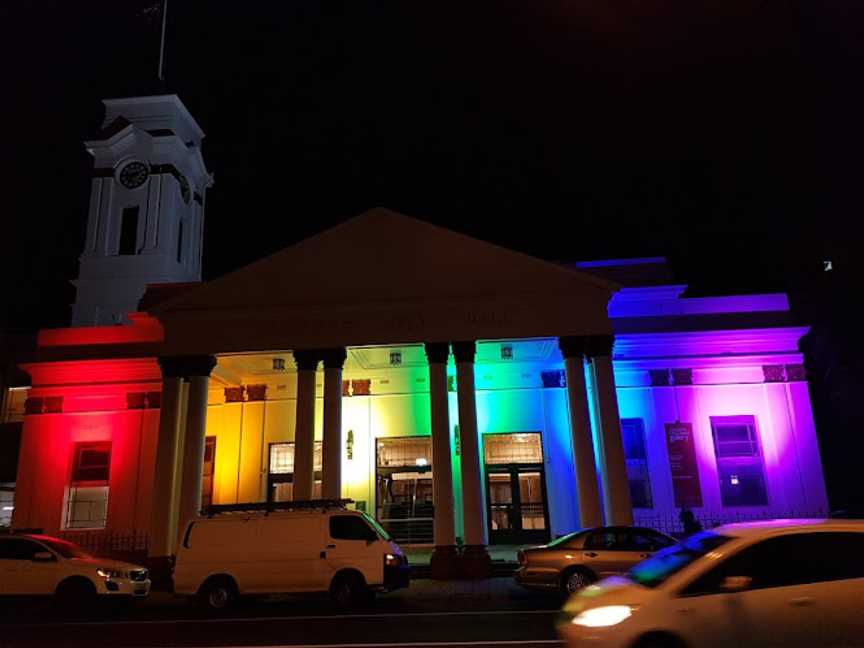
571, 605, 637, 628
97, 568, 127, 579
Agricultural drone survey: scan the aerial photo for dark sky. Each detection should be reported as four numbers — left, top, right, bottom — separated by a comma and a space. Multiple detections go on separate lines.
1, 1, 860, 332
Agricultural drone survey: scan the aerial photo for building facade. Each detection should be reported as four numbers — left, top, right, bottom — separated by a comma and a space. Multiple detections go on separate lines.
5, 95, 828, 580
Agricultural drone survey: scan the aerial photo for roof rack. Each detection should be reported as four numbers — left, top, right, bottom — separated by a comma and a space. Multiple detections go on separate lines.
202, 499, 354, 518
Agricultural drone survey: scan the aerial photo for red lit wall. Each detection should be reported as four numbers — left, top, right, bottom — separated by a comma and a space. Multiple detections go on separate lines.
12, 357, 162, 536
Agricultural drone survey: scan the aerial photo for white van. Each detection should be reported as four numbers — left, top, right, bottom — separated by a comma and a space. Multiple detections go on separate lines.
173, 501, 409, 610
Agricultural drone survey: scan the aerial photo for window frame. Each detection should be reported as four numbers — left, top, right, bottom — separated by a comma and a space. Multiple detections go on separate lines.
710, 415, 768, 507
620, 418, 653, 508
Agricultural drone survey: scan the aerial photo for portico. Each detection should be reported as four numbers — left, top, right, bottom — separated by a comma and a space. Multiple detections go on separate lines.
146, 208, 629, 578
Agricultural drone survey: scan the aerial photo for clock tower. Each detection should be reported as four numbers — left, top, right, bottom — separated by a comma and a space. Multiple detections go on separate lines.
71, 94, 213, 326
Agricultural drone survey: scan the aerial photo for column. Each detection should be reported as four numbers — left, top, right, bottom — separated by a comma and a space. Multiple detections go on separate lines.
586, 335, 633, 526
559, 336, 603, 528
293, 350, 321, 501
148, 358, 185, 564
175, 355, 217, 545
425, 343, 457, 579
453, 341, 491, 578
321, 348, 347, 500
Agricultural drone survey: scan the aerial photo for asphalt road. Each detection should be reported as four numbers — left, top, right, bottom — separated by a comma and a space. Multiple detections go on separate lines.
0, 580, 567, 648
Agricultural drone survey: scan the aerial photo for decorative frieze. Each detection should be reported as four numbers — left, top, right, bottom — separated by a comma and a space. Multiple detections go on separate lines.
24, 396, 63, 415
649, 369, 671, 387
245, 384, 267, 401
224, 387, 244, 403
785, 364, 807, 382
671, 368, 693, 386
763, 364, 786, 383
351, 379, 371, 396
541, 370, 566, 388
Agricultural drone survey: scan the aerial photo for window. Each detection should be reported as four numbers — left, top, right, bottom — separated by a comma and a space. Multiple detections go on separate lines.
201, 436, 216, 510
64, 442, 111, 529
630, 529, 676, 551
483, 433, 543, 465
711, 416, 767, 506
118, 206, 139, 255
681, 532, 864, 597
330, 515, 376, 541
268, 441, 322, 502
585, 529, 630, 551
621, 418, 652, 508
0, 538, 44, 560
176, 220, 184, 263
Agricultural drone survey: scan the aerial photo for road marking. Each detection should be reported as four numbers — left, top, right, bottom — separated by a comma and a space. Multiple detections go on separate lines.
206, 642, 565, 648
5, 608, 560, 629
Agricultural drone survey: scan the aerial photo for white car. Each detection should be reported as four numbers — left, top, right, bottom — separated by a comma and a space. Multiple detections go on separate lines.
0, 534, 151, 604
558, 519, 864, 648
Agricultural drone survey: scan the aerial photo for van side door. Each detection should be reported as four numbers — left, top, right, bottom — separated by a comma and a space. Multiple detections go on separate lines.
258, 516, 327, 593
323, 514, 384, 589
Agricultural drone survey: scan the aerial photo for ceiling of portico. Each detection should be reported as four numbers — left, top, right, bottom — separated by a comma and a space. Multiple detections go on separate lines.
150, 208, 618, 355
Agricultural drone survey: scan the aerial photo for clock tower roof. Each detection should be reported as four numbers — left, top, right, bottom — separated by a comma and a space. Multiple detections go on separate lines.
96, 94, 205, 147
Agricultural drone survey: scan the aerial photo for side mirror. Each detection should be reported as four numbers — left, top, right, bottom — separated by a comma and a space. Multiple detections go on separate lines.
32, 551, 55, 563
720, 575, 752, 592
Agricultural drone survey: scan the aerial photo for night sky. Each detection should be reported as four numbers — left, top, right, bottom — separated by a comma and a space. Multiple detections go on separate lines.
1, 1, 860, 332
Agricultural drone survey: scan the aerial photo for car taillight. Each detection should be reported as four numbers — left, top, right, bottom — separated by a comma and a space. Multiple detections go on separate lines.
517, 550, 527, 566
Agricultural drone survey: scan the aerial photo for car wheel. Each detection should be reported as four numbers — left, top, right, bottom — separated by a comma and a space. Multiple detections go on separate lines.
561, 568, 594, 595
55, 577, 97, 610
330, 572, 370, 609
197, 576, 237, 611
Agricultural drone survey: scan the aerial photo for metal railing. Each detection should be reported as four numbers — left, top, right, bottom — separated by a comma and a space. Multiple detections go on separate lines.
380, 517, 434, 545
59, 529, 150, 563
633, 509, 827, 538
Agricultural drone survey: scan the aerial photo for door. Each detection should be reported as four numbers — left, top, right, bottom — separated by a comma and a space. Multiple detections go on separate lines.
0, 538, 60, 595
580, 528, 651, 577
257, 516, 326, 593
323, 514, 383, 588
486, 466, 549, 544
676, 535, 824, 648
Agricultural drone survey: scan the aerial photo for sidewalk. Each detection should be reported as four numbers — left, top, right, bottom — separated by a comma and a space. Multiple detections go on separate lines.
403, 544, 524, 578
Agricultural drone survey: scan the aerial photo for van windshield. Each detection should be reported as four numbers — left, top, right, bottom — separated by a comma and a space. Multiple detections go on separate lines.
362, 512, 392, 541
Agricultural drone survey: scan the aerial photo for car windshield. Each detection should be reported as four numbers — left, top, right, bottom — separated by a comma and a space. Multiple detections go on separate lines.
34, 537, 93, 559
362, 512, 392, 541
545, 531, 581, 548
627, 531, 732, 588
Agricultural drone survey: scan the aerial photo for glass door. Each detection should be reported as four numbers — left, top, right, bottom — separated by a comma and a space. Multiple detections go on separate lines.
483, 432, 550, 545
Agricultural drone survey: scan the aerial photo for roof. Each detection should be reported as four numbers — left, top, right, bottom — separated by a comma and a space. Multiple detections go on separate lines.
714, 519, 864, 537
151, 208, 619, 354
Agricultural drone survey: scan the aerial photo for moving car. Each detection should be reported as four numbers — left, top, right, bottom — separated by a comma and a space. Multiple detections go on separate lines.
0, 533, 151, 604
516, 526, 677, 594
558, 519, 864, 648
173, 501, 410, 610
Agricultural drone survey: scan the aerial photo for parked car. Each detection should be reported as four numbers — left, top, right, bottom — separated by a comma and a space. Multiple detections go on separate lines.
516, 526, 677, 594
557, 519, 864, 648
173, 502, 410, 610
0, 533, 151, 604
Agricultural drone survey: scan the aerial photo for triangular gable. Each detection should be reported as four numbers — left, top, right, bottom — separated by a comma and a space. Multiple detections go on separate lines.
153, 208, 615, 314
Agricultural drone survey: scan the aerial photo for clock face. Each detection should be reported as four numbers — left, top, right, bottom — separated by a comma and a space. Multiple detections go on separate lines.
178, 173, 191, 204
119, 161, 149, 189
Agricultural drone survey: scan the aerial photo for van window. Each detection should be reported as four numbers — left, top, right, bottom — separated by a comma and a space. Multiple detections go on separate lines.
330, 515, 375, 541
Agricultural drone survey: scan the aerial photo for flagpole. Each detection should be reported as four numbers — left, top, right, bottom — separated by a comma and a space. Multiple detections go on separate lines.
158, 0, 168, 82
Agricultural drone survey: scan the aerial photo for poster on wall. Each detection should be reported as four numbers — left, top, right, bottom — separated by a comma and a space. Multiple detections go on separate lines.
665, 422, 703, 508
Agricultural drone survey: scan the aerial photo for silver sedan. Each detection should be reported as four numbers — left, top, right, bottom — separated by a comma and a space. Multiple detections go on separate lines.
515, 526, 677, 594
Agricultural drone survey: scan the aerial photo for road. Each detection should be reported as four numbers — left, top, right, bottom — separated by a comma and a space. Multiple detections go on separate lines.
0, 579, 566, 648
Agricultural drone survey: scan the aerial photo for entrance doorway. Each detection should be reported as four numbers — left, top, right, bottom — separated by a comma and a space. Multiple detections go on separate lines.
376, 437, 434, 544
483, 433, 550, 544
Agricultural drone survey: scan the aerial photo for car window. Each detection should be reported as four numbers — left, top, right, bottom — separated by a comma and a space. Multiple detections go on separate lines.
0, 538, 44, 560
628, 530, 663, 551
330, 515, 376, 541
681, 531, 864, 597
629, 531, 732, 588
546, 531, 582, 549
585, 529, 629, 551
